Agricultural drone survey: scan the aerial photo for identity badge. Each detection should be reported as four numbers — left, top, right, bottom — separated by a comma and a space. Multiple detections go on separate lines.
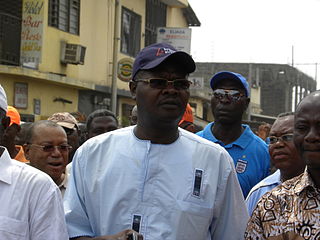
192, 169, 203, 198
132, 214, 142, 233
235, 159, 247, 173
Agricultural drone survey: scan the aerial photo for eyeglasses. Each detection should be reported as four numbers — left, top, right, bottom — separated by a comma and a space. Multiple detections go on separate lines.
133, 78, 192, 90
29, 144, 72, 152
212, 89, 245, 102
269, 134, 294, 144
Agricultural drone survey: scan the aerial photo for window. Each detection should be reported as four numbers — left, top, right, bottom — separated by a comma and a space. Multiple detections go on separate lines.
120, 7, 141, 57
145, 0, 166, 46
48, 0, 80, 35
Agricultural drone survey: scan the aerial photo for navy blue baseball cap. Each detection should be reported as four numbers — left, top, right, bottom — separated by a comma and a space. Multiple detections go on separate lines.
210, 71, 250, 97
132, 43, 196, 80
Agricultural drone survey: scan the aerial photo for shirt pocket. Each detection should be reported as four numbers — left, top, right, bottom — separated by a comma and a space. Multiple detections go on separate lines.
0, 216, 28, 239
175, 199, 212, 240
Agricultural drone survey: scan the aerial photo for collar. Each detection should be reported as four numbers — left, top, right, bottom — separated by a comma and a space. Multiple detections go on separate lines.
0, 147, 13, 185
204, 123, 252, 149
58, 172, 68, 189
14, 145, 28, 163
262, 169, 282, 186
293, 167, 317, 195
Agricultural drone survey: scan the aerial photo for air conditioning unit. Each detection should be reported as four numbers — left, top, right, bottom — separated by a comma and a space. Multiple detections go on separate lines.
61, 41, 86, 65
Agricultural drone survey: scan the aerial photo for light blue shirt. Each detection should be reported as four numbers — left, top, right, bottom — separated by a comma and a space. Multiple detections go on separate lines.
245, 170, 281, 216
196, 123, 270, 198
64, 127, 249, 240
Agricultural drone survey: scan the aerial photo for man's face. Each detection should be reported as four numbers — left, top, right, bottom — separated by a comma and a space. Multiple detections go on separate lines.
294, 93, 320, 169
211, 79, 249, 124
130, 62, 189, 125
63, 127, 80, 161
0, 109, 10, 147
88, 116, 118, 138
26, 125, 69, 184
269, 115, 304, 176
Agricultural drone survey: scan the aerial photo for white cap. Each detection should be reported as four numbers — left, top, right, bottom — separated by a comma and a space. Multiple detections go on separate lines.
0, 85, 8, 113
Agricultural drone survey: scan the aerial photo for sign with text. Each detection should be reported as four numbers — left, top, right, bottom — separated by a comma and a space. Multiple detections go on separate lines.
157, 27, 192, 53
14, 83, 28, 109
20, 0, 44, 68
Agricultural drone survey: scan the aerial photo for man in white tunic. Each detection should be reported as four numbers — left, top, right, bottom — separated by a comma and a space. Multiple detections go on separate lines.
0, 85, 69, 240
64, 43, 249, 240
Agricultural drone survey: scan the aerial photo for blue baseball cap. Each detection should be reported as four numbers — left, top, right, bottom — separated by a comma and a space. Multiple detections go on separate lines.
210, 71, 250, 97
132, 43, 196, 80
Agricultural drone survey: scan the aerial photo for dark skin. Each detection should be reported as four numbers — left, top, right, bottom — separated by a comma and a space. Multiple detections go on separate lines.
269, 115, 305, 181
294, 91, 320, 188
211, 79, 250, 145
129, 61, 189, 144
0, 110, 15, 156
87, 116, 118, 139
0, 109, 9, 155
2, 122, 20, 158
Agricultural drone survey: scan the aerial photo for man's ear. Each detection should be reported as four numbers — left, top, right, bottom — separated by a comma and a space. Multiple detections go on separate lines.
244, 97, 250, 110
23, 143, 31, 160
129, 81, 137, 100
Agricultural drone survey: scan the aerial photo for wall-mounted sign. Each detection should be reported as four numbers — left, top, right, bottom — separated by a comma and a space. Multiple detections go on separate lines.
14, 82, 28, 109
189, 77, 204, 89
118, 58, 133, 82
33, 98, 41, 115
20, 0, 45, 69
157, 27, 192, 53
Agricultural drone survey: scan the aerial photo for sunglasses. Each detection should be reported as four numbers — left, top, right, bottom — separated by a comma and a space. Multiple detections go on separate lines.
269, 134, 294, 145
212, 89, 245, 102
134, 78, 192, 90
30, 144, 72, 152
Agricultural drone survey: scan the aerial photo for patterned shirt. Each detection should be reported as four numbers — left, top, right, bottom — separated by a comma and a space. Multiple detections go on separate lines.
245, 168, 320, 240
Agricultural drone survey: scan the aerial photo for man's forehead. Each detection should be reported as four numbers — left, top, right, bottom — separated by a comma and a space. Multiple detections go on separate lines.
34, 124, 66, 137
271, 115, 294, 133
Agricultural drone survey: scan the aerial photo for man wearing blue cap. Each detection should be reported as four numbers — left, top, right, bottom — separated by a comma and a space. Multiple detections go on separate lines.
64, 44, 248, 239
197, 71, 270, 198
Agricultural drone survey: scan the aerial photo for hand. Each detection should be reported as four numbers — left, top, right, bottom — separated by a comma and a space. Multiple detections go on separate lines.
98, 230, 143, 240
74, 229, 143, 240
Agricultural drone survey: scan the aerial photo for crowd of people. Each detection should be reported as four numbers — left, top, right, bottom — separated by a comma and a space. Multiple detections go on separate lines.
0, 42, 319, 240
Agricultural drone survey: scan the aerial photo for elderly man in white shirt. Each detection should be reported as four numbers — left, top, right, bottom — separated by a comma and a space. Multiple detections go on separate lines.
0, 84, 69, 240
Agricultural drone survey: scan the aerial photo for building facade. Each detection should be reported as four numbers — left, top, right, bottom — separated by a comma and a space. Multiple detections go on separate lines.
0, 0, 200, 124
189, 62, 317, 128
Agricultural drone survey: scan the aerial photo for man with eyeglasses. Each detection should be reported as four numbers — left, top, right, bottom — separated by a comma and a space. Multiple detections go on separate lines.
245, 112, 305, 216
0, 85, 69, 239
64, 43, 248, 239
24, 120, 71, 197
196, 71, 270, 198
245, 90, 320, 239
